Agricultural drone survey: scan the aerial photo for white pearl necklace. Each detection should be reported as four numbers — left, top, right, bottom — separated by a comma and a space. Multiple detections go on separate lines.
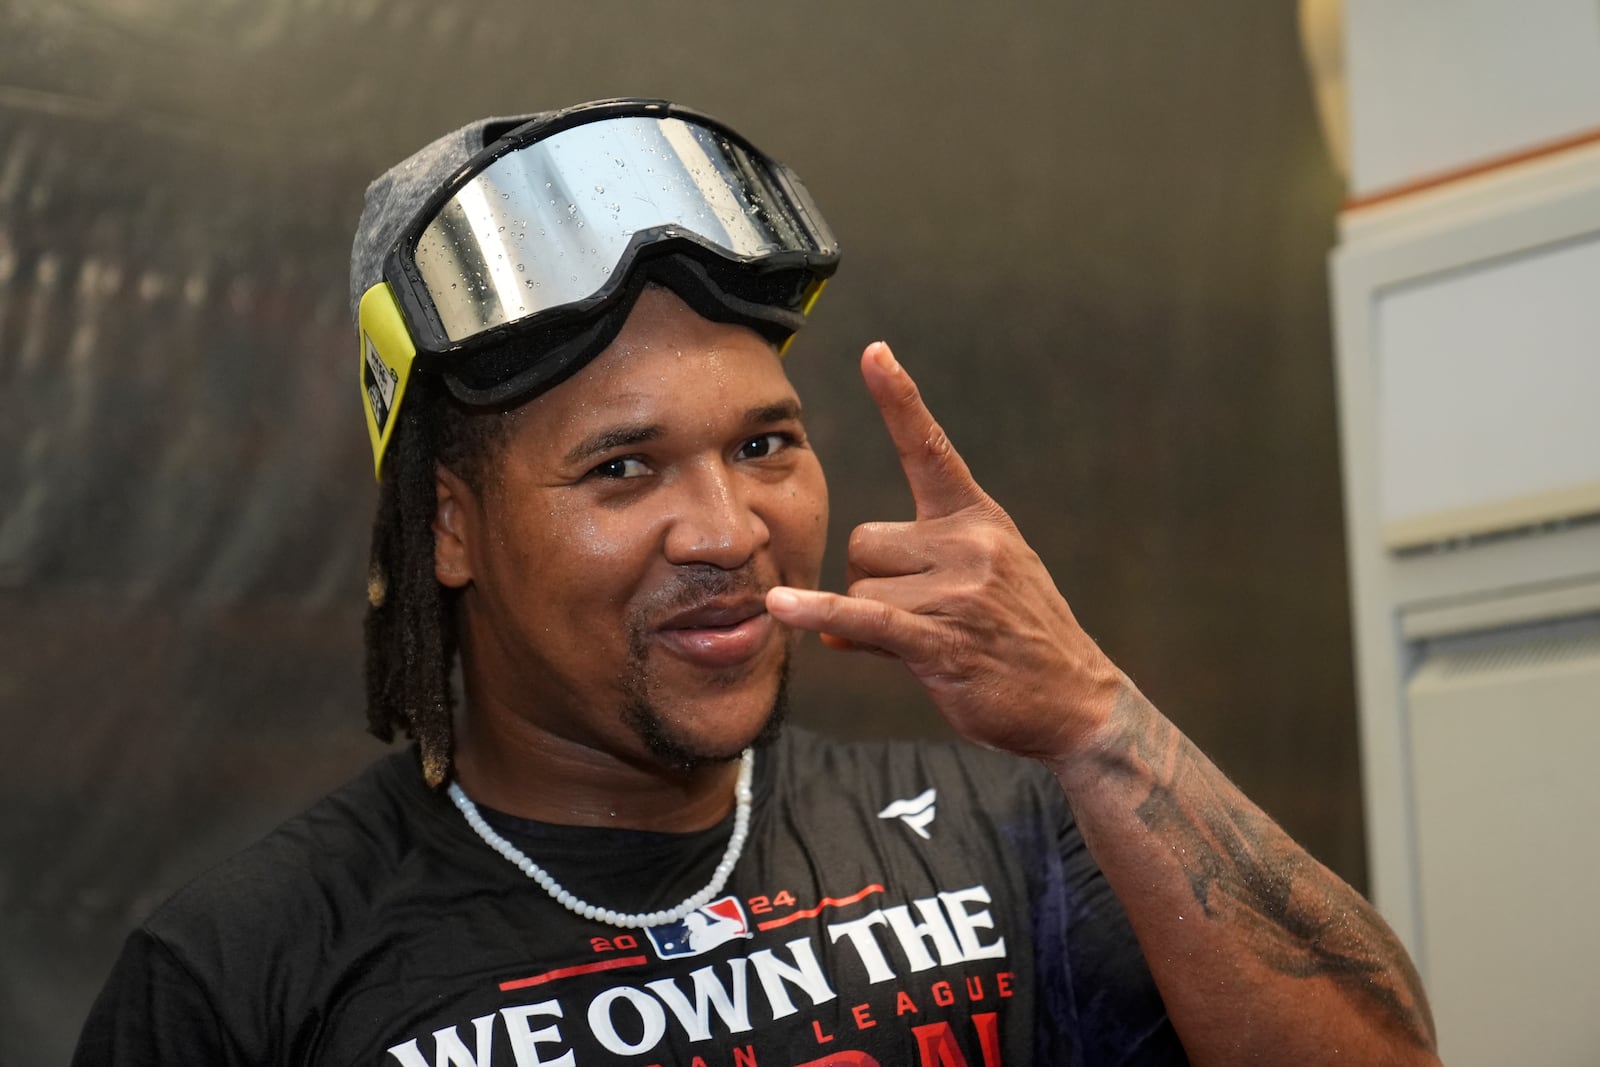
448, 748, 754, 930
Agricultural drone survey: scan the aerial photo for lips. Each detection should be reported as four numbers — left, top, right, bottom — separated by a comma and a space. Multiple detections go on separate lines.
654, 596, 774, 668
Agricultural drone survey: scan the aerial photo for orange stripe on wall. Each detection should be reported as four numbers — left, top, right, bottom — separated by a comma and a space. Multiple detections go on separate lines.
1343, 125, 1600, 212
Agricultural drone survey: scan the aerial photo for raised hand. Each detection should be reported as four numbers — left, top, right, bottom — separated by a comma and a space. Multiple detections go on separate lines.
769, 344, 1444, 1066
766, 342, 1124, 761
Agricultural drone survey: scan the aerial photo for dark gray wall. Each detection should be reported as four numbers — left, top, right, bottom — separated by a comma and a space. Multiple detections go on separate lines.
0, 2, 1352, 1060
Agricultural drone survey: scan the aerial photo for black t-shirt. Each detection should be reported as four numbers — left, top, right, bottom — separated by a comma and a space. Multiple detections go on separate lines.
74, 729, 1186, 1065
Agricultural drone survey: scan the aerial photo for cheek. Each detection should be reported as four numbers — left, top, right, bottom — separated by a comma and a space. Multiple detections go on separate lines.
805, 460, 830, 542
486, 496, 637, 594
775, 464, 830, 572
517, 500, 665, 594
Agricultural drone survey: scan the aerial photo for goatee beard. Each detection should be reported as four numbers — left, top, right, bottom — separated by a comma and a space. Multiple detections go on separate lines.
620, 564, 790, 771
620, 655, 791, 772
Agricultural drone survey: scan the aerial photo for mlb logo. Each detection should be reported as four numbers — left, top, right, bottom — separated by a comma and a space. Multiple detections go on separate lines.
645, 896, 753, 960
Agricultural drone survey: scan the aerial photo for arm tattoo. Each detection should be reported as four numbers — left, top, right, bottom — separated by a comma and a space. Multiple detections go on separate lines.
1112, 691, 1436, 1049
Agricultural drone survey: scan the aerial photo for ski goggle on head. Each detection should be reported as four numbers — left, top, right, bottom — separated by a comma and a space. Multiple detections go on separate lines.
356, 99, 840, 480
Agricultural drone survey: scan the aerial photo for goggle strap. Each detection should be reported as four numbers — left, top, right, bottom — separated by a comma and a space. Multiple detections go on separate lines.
778, 277, 829, 357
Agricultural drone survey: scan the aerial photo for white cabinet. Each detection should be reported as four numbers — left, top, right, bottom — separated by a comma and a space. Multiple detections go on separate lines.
1407, 619, 1600, 1065
1331, 142, 1600, 1065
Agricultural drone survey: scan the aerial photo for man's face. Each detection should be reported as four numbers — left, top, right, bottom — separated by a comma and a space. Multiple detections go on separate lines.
437, 286, 828, 769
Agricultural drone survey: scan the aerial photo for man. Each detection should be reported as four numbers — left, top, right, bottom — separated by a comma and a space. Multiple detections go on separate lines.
76, 99, 1439, 1065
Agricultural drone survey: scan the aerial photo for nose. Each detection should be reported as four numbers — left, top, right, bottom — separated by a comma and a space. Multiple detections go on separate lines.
662, 460, 769, 569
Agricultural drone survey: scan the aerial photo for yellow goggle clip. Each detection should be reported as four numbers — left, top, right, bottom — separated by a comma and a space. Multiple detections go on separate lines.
357, 282, 418, 482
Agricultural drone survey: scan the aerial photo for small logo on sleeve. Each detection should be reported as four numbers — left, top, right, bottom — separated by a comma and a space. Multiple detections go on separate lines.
878, 787, 938, 839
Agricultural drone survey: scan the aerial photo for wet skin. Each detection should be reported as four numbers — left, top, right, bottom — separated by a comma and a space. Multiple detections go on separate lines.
435, 290, 1441, 1063
434, 286, 828, 830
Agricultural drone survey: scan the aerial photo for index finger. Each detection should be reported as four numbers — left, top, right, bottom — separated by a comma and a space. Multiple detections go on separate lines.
862, 342, 988, 519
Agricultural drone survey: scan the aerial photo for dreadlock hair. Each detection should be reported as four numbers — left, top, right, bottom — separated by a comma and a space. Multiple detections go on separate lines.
363, 375, 507, 788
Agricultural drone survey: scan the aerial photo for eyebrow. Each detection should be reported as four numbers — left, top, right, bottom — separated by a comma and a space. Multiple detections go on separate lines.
564, 424, 664, 466
745, 399, 804, 426
561, 399, 805, 466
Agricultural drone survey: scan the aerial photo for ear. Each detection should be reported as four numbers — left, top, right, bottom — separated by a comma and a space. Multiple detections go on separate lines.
433, 462, 477, 588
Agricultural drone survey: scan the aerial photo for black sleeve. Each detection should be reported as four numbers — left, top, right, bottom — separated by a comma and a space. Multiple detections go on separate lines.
1043, 796, 1184, 1062
927, 741, 1189, 1064
72, 926, 236, 1066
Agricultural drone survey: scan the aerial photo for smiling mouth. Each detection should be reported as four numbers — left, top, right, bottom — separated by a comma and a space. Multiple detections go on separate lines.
654, 598, 775, 668
659, 597, 766, 630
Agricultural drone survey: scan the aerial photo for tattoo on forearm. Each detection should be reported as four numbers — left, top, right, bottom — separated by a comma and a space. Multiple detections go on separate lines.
1114, 692, 1436, 1049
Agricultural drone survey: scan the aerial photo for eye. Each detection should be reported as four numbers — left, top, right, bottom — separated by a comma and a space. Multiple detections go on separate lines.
589, 456, 651, 480
736, 432, 794, 460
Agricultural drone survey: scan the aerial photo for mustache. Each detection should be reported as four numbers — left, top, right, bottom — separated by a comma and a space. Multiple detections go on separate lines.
631, 564, 772, 628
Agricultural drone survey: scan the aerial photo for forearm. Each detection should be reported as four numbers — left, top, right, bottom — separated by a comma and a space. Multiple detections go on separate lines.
1046, 678, 1439, 1067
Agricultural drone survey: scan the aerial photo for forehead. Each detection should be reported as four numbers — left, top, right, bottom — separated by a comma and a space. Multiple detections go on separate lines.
505, 287, 798, 448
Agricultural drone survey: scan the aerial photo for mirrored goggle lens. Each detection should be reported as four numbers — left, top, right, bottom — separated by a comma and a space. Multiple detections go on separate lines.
411, 115, 832, 345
